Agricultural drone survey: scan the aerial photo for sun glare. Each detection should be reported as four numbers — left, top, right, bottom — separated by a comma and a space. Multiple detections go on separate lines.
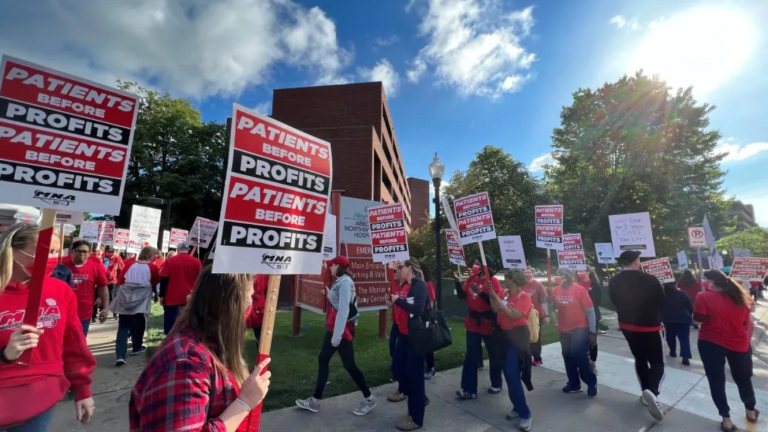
627, 6, 757, 95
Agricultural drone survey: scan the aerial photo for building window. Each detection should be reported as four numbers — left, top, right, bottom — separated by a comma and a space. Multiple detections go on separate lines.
383, 174, 392, 195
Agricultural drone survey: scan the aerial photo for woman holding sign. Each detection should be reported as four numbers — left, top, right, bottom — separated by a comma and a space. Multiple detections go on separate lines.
0, 223, 97, 430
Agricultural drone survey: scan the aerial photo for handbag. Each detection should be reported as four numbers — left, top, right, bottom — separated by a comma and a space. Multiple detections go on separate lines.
408, 303, 453, 357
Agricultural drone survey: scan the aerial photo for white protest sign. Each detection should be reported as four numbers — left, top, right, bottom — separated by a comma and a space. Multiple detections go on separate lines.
535, 205, 564, 250
114, 229, 130, 251
557, 233, 587, 271
703, 215, 717, 254
368, 203, 409, 263
99, 221, 116, 246
442, 197, 459, 232
129, 205, 162, 247
126, 240, 142, 254
678, 250, 688, 269
498, 235, 527, 269
688, 227, 707, 248
322, 214, 337, 260
641, 257, 675, 284
595, 243, 614, 264
188, 217, 219, 248
80, 221, 99, 242
454, 192, 496, 245
169, 228, 188, 249
445, 229, 466, 266
161, 230, 170, 253
733, 248, 751, 258
609, 212, 656, 257
55, 211, 83, 226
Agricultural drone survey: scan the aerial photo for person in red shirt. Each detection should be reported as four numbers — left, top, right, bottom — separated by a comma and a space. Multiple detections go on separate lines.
695, 270, 758, 431
522, 270, 550, 366
0, 222, 97, 430
65, 240, 109, 336
246, 275, 269, 343
422, 264, 438, 380
159, 243, 202, 335
387, 263, 411, 402
455, 256, 505, 399
552, 268, 598, 396
130, 266, 271, 431
104, 246, 124, 321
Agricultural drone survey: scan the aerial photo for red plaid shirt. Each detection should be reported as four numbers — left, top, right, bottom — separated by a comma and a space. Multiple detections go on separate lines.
129, 331, 252, 432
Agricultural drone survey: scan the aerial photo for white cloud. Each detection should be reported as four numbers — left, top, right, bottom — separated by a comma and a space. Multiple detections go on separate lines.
373, 35, 400, 47
610, 15, 627, 28
529, 152, 555, 173
714, 141, 768, 162
0, 0, 351, 99
609, 15, 643, 31
407, 0, 536, 98
358, 59, 401, 97
252, 101, 272, 115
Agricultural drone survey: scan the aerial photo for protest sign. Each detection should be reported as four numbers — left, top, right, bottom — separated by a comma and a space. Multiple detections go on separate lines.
99, 221, 115, 246
213, 104, 332, 274
80, 220, 99, 242
729, 257, 768, 282
733, 248, 751, 258
0, 56, 138, 214
677, 250, 688, 269
60, 224, 76, 236
703, 215, 717, 254
442, 197, 459, 232
454, 191, 496, 245
641, 257, 675, 283
161, 230, 170, 253
367, 203, 409, 263
535, 205, 564, 250
114, 228, 129, 251
498, 235, 527, 269
126, 240, 142, 254
594, 243, 614, 264
609, 212, 656, 257
445, 229, 466, 267
188, 216, 219, 248
688, 227, 707, 248
322, 214, 336, 260
55, 210, 83, 226
129, 205, 162, 247
557, 233, 587, 271
169, 228, 188, 249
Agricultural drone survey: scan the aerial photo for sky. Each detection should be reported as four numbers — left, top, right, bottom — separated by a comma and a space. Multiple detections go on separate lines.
2, 0, 766, 225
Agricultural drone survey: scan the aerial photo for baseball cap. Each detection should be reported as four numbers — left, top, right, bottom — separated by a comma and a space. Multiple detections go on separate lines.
617, 250, 641, 265
177, 243, 191, 252
328, 255, 350, 268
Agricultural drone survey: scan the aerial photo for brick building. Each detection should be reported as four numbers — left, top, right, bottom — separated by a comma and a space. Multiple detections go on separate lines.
407, 177, 430, 229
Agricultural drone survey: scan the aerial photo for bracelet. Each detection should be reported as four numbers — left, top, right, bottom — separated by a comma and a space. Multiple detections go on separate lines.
0, 346, 13, 364
234, 398, 253, 411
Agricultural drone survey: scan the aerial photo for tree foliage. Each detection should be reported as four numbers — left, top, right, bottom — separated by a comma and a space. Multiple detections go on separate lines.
545, 72, 733, 259
716, 228, 768, 258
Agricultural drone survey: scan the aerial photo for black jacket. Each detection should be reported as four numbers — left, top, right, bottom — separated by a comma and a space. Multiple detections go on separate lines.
395, 277, 428, 319
608, 270, 665, 330
661, 288, 693, 325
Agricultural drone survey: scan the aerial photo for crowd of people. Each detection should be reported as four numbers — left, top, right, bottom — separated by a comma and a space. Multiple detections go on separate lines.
0, 221, 762, 432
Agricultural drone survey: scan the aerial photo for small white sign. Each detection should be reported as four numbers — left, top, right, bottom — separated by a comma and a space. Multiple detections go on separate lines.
594, 243, 615, 264
498, 235, 527, 269
609, 212, 656, 258
55, 211, 84, 226
688, 227, 707, 248
161, 230, 170, 253
322, 214, 337, 260
677, 250, 688, 269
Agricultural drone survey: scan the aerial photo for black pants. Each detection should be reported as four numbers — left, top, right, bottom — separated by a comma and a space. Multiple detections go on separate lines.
393, 334, 426, 426
425, 352, 435, 370
622, 330, 665, 396
698, 340, 756, 418
530, 318, 544, 362
313, 331, 371, 400
589, 343, 598, 362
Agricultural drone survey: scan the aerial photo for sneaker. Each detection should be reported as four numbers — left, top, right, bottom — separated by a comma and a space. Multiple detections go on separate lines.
506, 410, 520, 421
456, 390, 478, 400
130, 346, 147, 356
388, 391, 407, 402
424, 368, 436, 380
488, 387, 502, 394
588, 385, 598, 397
640, 395, 649, 406
353, 396, 376, 416
682, 358, 690, 366
397, 416, 422, 431
295, 397, 320, 413
116, 359, 126, 367
642, 390, 664, 421
562, 384, 583, 394
519, 416, 533, 431
591, 361, 598, 376
531, 360, 542, 367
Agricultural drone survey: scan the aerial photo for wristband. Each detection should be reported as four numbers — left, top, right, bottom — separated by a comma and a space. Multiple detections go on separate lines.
235, 398, 253, 411
0, 346, 13, 364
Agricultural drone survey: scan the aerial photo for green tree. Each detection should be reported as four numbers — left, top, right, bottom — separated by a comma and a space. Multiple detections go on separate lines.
717, 228, 768, 258
545, 72, 733, 260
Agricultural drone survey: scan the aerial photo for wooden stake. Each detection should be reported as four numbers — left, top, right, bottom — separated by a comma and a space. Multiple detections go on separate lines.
478, 241, 491, 285
58, 223, 65, 260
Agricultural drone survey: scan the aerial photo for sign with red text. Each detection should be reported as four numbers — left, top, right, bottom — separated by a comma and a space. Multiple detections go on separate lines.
126, 239, 142, 254
445, 229, 466, 267
99, 221, 115, 246
641, 258, 674, 284
161, 230, 170, 253
213, 104, 332, 274
498, 235, 527, 269
557, 233, 587, 271
535, 205, 564, 250
367, 203, 409, 263
114, 228, 129, 251
0, 56, 138, 214
729, 257, 768, 282
688, 227, 707, 248
609, 212, 656, 257
169, 228, 188, 249
454, 192, 496, 245
188, 216, 218, 248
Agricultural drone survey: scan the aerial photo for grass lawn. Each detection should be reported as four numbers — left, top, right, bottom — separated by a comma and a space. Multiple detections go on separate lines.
144, 304, 559, 412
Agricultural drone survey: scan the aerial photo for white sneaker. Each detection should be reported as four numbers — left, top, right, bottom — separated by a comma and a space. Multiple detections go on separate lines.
642, 390, 664, 421
639, 395, 649, 406
296, 397, 320, 413
519, 416, 533, 431
591, 361, 598, 376
353, 396, 376, 416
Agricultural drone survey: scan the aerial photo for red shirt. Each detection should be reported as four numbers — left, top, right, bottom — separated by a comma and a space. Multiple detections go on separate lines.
521, 280, 548, 317
247, 275, 269, 329
552, 283, 593, 332
426, 281, 436, 302
0, 278, 96, 420
151, 257, 165, 269
104, 253, 125, 284
118, 261, 161, 287
65, 260, 109, 321
462, 275, 505, 335
678, 281, 703, 304
694, 291, 752, 352
498, 290, 532, 330
160, 253, 203, 307
394, 283, 412, 335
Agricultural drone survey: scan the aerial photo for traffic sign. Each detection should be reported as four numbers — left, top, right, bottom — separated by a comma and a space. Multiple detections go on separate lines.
688, 227, 707, 248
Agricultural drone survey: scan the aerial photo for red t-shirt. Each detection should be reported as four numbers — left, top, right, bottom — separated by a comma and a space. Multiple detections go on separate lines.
160, 253, 203, 306
497, 290, 532, 330
426, 281, 436, 302
247, 275, 269, 329
521, 280, 548, 316
694, 291, 752, 352
64, 260, 109, 321
552, 284, 593, 332
462, 275, 505, 335
394, 283, 412, 335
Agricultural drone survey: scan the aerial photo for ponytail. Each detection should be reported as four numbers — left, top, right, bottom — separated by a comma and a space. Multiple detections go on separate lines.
0, 223, 40, 290
703, 269, 752, 308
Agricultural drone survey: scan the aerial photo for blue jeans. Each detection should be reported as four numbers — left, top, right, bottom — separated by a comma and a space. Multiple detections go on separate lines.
163, 305, 181, 335
116, 314, 145, 360
80, 319, 90, 337
560, 328, 597, 388
664, 322, 692, 359
0, 407, 54, 432
502, 340, 531, 420
461, 330, 502, 394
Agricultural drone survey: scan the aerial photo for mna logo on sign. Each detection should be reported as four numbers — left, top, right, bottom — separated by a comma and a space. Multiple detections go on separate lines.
261, 253, 292, 270
33, 190, 75, 207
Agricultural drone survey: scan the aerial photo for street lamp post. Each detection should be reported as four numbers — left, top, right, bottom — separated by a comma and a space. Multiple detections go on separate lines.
429, 153, 445, 310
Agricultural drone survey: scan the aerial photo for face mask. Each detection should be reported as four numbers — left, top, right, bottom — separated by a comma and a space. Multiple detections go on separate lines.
472, 265, 481, 275
525, 274, 533, 282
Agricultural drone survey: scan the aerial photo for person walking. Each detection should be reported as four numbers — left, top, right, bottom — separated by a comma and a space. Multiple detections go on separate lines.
608, 251, 666, 421
553, 268, 598, 397
455, 256, 505, 399
0, 223, 97, 431
660, 282, 693, 366
104, 246, 124, 320
64, 240, 109, 336
678, 269, 704, 329
159, 243, 202, 335
111, 246, 159, 366
695, 270, 759, 432
296, 256, 375, 417
587, 268, 604, 374
130, 267, 271, 431
388, 264, 410, 401
521, 270, 549, 367
422, 263, 437, 380
489, 269, 534, 432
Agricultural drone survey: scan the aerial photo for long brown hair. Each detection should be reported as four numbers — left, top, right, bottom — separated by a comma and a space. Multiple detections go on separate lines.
704, 269, 752, 308
0, 223, 39, 290
170, 265, 253, 383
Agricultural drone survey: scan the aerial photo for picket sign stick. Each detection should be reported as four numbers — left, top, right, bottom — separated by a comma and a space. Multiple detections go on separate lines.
58, 223, 65, 260
546, 248, 552, 290
696, 247, 704, 289
246, 275, 281, 431
17, 209, 57, 365
478, 242, 491, 285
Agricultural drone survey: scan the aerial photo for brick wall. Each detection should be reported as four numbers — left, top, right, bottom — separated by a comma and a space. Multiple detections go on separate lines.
408, 177, 431, 230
